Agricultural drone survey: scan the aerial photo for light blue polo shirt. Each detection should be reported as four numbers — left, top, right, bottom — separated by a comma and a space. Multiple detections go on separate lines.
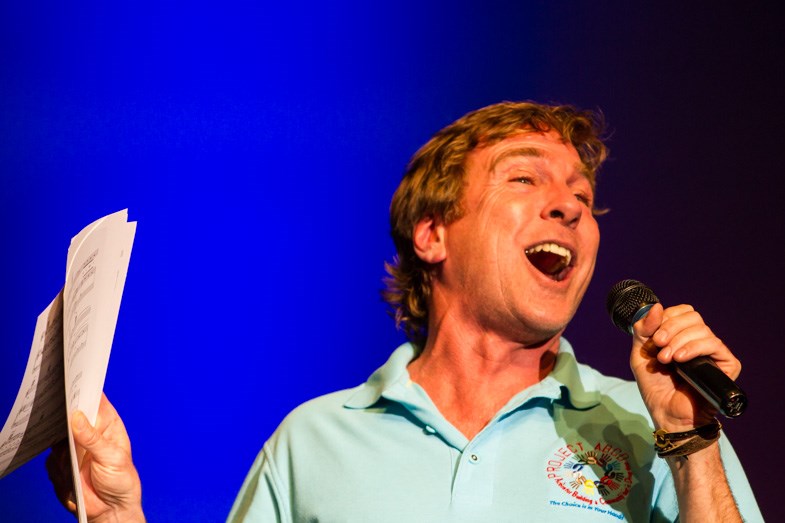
227, 339, 762, 522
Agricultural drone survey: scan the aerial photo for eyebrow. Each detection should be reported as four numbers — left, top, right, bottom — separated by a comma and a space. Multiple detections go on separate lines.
489, 147, 592, 181
489, 147, 543, 172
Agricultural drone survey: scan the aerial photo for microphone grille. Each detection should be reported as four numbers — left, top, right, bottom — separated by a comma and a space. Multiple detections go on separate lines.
606, 279, 660, 333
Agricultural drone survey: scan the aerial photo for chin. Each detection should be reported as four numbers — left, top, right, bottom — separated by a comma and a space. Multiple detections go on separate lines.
527, 306, 575, 335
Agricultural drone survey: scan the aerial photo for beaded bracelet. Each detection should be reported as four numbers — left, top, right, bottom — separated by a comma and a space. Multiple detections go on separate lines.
653, 419, 722, 459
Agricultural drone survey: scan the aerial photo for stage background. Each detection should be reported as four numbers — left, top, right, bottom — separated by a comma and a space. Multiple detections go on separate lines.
1, 1, 782, 520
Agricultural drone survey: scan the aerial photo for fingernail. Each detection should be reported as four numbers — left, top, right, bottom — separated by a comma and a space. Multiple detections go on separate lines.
660, 347, 672, 360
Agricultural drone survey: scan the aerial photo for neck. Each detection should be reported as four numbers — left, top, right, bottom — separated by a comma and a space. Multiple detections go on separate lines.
407, 322, 561, 440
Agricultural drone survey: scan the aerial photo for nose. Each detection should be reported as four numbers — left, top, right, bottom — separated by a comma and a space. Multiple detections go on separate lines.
541, 186, 583, 228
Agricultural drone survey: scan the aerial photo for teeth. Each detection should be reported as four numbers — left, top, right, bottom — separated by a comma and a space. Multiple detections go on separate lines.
525, 243, 572, 266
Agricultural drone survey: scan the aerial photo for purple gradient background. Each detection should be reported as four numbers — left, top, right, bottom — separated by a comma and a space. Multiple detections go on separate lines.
1, 2, 782, 520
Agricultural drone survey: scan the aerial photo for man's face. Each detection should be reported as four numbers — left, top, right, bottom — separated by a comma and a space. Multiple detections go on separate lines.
435, 130, 600, 344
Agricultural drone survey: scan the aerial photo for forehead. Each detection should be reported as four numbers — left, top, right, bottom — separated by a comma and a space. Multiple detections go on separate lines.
470, 130, 583, 174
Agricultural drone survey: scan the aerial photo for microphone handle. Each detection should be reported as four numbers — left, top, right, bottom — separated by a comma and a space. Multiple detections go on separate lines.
674, 356, 747, 418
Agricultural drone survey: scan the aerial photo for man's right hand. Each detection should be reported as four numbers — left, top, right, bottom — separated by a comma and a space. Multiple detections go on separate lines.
46, 394, 146, 523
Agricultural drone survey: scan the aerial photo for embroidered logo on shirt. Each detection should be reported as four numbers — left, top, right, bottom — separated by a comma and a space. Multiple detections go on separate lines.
545, 440, 633, 516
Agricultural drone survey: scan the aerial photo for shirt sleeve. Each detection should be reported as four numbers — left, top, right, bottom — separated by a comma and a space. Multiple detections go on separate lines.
226, 443, 291, 523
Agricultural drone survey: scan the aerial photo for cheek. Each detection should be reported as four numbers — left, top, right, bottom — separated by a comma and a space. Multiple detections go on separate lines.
471, 208, 515, 252
581, 223, 600, 280
582, 216, 601, 250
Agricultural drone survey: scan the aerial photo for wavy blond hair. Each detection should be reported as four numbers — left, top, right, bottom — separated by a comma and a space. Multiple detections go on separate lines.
382, 101, 608, 346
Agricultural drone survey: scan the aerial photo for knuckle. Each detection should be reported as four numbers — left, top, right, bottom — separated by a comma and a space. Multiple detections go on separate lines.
81, 427, 102, 447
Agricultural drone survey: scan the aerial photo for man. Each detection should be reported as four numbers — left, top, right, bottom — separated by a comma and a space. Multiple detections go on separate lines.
49, 102, 761, 521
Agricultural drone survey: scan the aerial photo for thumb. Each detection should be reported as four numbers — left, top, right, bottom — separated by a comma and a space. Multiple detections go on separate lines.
72, 411, 103, 453
631, 302, 663, 349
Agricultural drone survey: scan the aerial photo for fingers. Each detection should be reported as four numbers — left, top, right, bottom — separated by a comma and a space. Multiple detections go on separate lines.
632, 303, 741, 379
46, 439, 77, 513
652, 305, 711, 362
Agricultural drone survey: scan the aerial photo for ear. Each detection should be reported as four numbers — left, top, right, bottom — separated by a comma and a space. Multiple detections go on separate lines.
413, 216, 447, 264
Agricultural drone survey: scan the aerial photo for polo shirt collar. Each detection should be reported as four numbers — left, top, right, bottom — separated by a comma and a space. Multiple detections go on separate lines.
343, 342, 416, 409
343, 338, 602, 411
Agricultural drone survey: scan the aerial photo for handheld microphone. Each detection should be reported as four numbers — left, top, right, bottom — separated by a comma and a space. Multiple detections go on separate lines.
606, 279, 747, 418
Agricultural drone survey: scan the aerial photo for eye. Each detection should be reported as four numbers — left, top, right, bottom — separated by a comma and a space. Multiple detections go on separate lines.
575, 192, 592, 206
511, 176, 534, 185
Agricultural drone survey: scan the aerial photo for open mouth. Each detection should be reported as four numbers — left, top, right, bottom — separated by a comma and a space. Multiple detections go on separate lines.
524, 242, 573, 281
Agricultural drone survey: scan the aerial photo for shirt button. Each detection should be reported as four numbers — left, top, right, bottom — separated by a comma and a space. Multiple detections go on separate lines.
423, 425, 436, 435
469, 453, 480, 463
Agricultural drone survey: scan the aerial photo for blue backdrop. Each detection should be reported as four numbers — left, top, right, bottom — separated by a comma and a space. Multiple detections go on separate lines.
2, 1, 782, 520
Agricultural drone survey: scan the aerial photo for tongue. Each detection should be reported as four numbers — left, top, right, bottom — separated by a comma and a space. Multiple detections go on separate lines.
527, 251, 568, 276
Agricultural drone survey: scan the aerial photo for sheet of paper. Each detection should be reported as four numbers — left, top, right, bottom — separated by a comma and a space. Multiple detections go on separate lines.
0, 291, 66, 478
0, 209, 136, 520
63, 209, 136, 523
